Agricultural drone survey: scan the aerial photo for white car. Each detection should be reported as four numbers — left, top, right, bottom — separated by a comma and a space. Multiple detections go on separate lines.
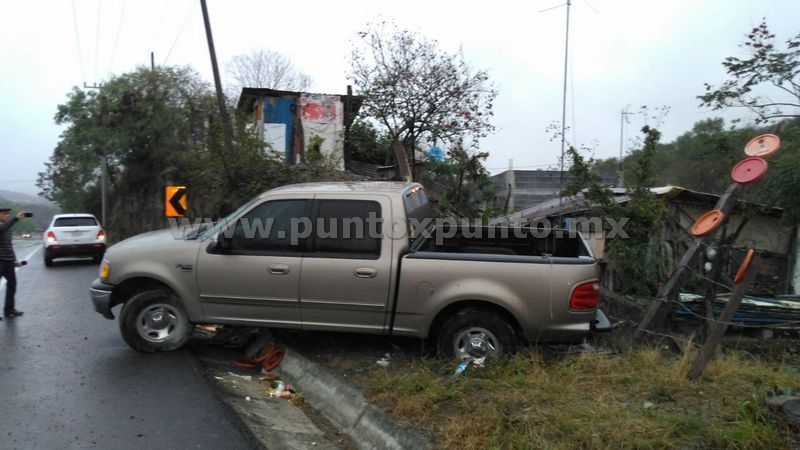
43, 214, 106, 267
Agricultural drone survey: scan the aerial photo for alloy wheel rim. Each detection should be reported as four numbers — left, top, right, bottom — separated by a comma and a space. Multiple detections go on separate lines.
453, 327, 500, 360
136, 303, 182, 343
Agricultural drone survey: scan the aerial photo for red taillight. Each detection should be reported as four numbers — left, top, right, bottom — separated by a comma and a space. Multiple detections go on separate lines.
97, 229, 106, 241
569, 281, 599, 311
47, 231, 57, 243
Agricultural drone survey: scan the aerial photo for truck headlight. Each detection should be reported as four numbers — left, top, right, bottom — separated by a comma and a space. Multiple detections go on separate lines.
100, 261, 110, 280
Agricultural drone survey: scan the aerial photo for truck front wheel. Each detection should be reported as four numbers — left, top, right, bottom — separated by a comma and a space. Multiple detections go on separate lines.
436, 308, 518, 360
119, 289, 191, 353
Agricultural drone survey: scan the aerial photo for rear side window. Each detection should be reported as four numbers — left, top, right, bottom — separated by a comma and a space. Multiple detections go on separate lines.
54, 217, 97, 227
312, 200, 382, 259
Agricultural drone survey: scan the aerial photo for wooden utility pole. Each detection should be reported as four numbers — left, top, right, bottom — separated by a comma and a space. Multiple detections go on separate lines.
687, 258, 759, 379
199, 0, 233, 183
634, 184, 742, 340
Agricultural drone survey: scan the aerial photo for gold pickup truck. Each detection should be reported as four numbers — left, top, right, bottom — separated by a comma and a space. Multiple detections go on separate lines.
90, 182, 610, 359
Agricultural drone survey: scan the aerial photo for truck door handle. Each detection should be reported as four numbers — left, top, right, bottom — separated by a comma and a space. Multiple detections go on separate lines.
268, 264, 290, 275
354, 267, 377, 278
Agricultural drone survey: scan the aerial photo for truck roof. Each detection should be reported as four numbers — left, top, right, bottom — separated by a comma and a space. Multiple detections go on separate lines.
266, 181, 421, 196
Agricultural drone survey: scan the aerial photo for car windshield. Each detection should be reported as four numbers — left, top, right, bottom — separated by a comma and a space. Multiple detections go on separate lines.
196, 195, 262, 240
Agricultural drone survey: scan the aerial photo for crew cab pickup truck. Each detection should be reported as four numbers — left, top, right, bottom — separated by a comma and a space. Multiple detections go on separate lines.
90, 182, 610, 359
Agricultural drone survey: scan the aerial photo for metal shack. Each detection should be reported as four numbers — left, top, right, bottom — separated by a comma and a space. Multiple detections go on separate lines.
238, 87, 362, 168
494, 186, 796, 296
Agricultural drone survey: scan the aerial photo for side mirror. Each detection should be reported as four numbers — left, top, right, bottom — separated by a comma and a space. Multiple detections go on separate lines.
212, 232, 232, 252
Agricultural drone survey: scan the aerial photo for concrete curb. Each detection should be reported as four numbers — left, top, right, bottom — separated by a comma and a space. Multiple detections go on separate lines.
274, 346, 434, 450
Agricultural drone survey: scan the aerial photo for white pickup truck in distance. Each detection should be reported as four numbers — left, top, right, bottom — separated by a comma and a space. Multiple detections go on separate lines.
90, 182, 610, 359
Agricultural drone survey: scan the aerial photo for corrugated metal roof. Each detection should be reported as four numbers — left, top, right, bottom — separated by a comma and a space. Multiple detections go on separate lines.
491, 185, 782, 224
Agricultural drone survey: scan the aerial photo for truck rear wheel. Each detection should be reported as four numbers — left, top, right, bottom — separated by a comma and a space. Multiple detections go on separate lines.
436, 308, 517, 360
119, 289, 191, 353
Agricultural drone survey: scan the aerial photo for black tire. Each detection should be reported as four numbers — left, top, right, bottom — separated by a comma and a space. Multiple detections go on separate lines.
92, 254, 102, 264
44, 254, 53, 267
119, 289, 191, 353
436, 308, 518, 360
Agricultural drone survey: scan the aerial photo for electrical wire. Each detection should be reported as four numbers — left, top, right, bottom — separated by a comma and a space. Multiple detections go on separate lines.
94, 0, 101, 83
71, 0, 86, 84
163, 1, 197, 65
108, 0, 127, 76
486, 163, 555, 170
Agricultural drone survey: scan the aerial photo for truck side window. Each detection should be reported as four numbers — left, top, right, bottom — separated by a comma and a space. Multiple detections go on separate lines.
229, 199, 309, 254
312, 200, 382, 259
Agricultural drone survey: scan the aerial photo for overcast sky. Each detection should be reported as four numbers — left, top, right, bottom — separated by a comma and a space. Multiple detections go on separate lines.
1, 0, 798, 197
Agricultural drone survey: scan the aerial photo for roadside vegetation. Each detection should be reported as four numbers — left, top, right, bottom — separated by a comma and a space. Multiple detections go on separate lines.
360, 345, 799, 449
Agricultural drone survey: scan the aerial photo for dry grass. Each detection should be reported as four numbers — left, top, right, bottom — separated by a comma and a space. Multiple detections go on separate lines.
363, 345, 799, 449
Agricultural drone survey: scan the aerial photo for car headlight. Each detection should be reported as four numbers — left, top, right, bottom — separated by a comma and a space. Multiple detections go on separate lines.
100, 261, 110, 280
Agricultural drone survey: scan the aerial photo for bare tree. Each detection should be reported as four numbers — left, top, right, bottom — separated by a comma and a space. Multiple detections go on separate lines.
349, 23, 498, 151
226, 49, 313, 94
699, 20, 800, 123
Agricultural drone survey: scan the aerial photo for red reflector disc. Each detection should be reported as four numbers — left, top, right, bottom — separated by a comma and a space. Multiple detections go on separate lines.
691, 210, 724, 237
744, 134, 780, 157
734, 249, 754, 284
731, 157, 768, 184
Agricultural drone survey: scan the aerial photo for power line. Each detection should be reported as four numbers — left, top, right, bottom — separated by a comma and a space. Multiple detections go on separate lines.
108, 0, 127, 76
94, 0, 101, 83
71, 0, 86, 84
486, 163, 556, 170
163, 1, 197, 65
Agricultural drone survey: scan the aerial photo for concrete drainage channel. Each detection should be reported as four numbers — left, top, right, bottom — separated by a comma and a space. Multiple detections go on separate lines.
193, 340, 433, 450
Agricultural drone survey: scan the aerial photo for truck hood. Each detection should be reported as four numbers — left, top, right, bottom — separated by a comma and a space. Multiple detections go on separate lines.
107, 228, 186, 256
104, 228, 204, 283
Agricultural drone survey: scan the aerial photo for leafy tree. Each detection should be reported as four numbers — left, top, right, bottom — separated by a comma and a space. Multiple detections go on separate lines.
700, 20, 800, 123
39, 65, 357, 241
226, 49, 312, 96
421, 142, 496, 218
39, 66, 221, 239
347, 119, 392, 165
757, 118, 800, 223
349, 22, 498, 164
567, 128, 665, 295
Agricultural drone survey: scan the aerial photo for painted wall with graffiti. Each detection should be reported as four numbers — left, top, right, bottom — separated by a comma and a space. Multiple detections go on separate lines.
299, 94, 345, 169
256, 92, 346, 168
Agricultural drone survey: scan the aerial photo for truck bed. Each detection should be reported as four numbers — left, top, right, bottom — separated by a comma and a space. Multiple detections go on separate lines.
390, 227, 600, 342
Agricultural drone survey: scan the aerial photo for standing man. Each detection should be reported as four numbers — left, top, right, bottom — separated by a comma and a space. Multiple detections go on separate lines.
0, 207, 27, 319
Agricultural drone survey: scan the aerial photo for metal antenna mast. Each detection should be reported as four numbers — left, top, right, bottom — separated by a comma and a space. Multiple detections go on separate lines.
559, 0, 571, 180
619, 105, 633, 186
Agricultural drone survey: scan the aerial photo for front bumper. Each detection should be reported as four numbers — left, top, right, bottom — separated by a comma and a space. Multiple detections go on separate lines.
90, 278, 116, 320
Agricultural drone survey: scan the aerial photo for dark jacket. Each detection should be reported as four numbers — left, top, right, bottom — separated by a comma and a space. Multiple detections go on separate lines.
0, 217, 18, 261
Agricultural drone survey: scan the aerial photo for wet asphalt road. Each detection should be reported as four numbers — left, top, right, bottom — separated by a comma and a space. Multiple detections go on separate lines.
0, 241, 258, 450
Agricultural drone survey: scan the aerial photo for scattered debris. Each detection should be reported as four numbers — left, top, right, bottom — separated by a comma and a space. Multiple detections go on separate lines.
676, 293, 800, 329
192, 324, 223, 339
765, 395, 800, 427
448, 357, 473, 383
376, 353, 391, 368
227, 372, 253, 381
234, 339, 286, 373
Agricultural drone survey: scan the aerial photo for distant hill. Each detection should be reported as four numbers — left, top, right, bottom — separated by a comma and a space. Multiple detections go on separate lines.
0, 189, 54, 206
0, 191, 61, 231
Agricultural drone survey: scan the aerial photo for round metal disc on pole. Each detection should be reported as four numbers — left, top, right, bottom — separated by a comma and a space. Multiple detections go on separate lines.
734, 249, 755, 284
731, 156, 768, 184
691, 210, 725, 237
744, 134, 780, 157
